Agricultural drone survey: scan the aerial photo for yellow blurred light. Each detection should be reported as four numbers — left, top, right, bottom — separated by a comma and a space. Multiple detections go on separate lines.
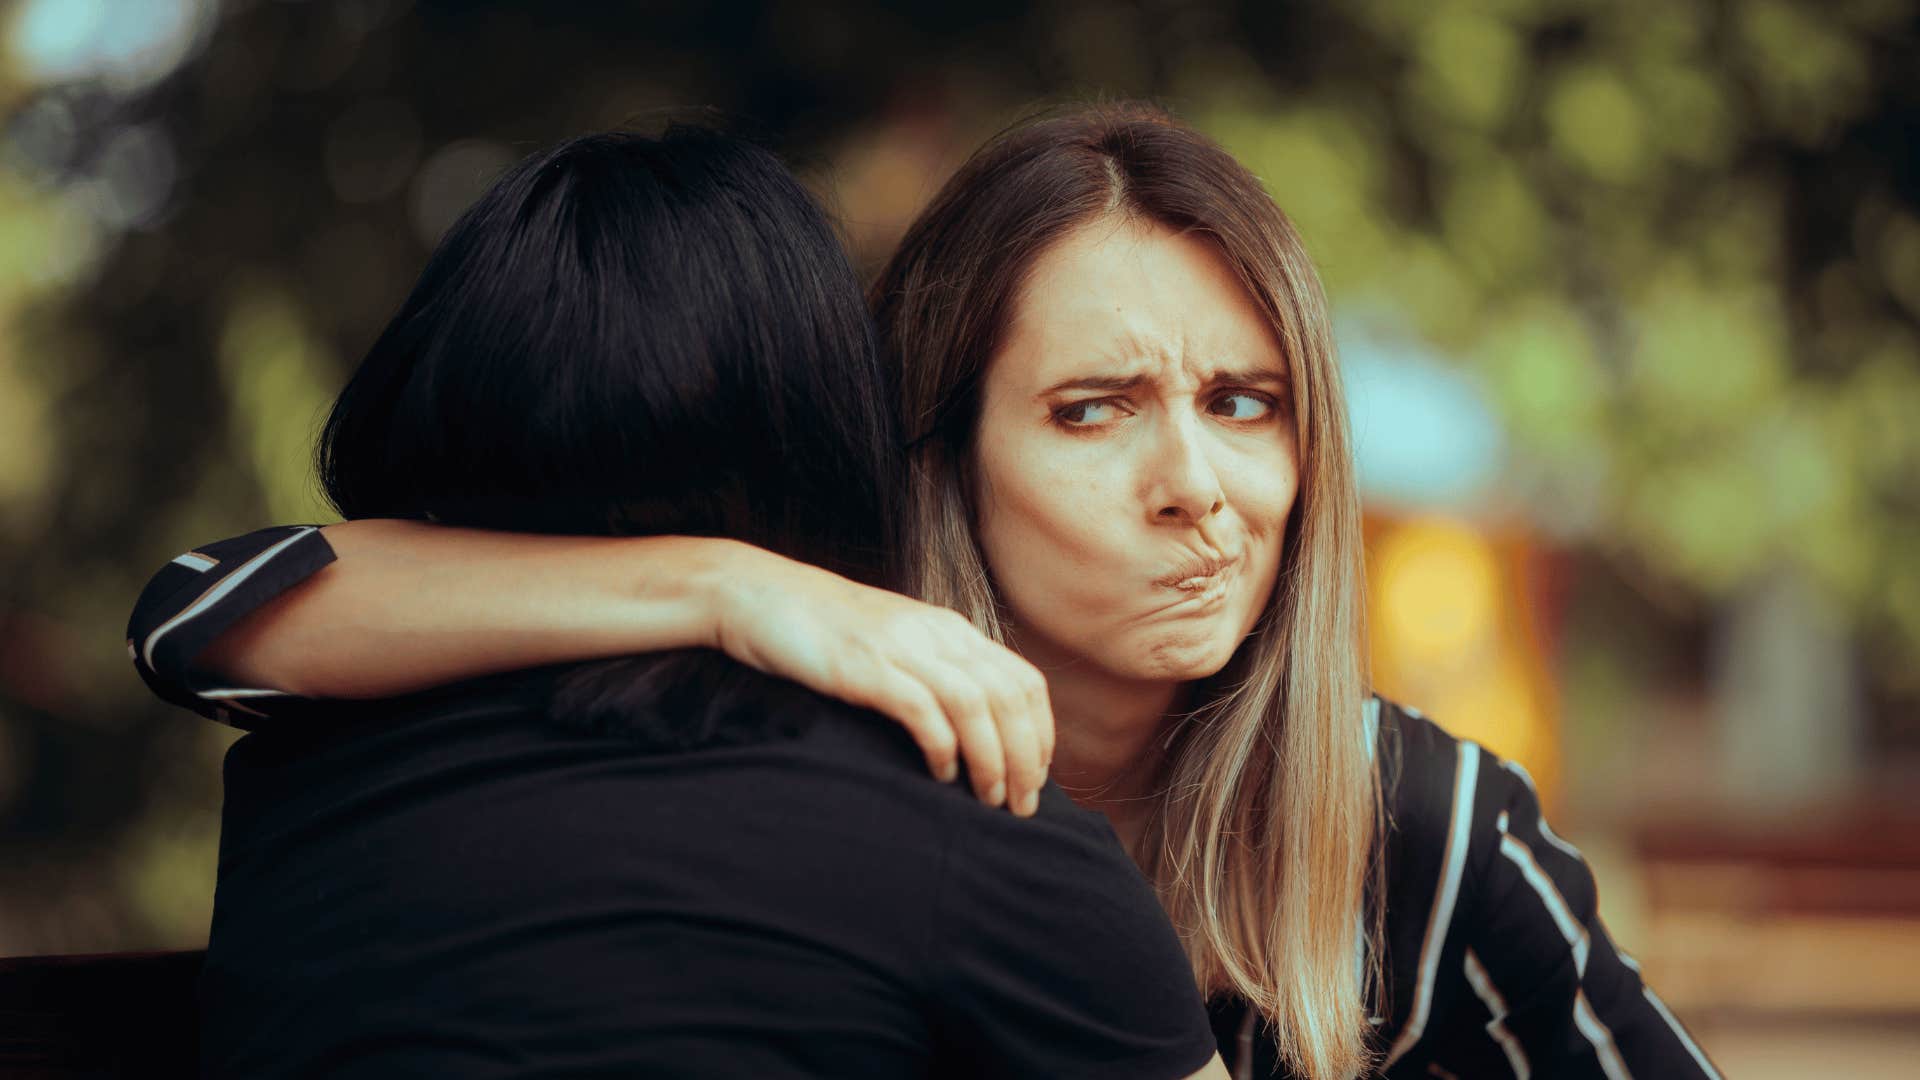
1368, 514, 1562, 808
1375, 517, 1500, 666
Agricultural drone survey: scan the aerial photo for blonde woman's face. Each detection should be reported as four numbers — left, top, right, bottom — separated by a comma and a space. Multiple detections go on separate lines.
972, 216, 1298, 685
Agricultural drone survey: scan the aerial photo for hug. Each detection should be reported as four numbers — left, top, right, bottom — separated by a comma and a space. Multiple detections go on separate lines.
128, 104, 1721, 1078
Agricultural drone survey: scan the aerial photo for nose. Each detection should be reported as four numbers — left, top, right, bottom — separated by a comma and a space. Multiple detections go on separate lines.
1145, 414, 1225, 527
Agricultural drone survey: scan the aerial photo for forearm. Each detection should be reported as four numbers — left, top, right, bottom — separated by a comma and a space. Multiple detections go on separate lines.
199, 519, 744, 699
163, 518, 1055, 812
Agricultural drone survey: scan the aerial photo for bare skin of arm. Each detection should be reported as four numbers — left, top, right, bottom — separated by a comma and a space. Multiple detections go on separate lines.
199, 519, 1052, 813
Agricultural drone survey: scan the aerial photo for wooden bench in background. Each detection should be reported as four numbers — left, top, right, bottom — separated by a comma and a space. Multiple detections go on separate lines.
0, 951, 201, 1078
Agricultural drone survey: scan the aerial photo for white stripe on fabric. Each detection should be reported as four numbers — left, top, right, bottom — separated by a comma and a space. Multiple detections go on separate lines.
1640, 987, 1721, 1079
1500, 759, 1584, 862
1617, 952, 1722, 1080
1497, 832, 1591, 976
172, 552, 217, 572
1354, 908, 1371, 1015
1363, 696, 1381, 761
1463, 949, 1530, 1079
1357, 698, 1383, 1020
141, 527, 317, 670
1384, 742, 1481, 1068
1574, 991, 1633, 1080
217, 697, 269, 717
1507, 832, 1629, 1076
196, 687, 294, 700
1536, 819, 1583, 864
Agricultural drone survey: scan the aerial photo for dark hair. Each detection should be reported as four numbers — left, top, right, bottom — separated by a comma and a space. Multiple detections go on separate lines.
320, 126, 898, 589
319, 126, 899, 736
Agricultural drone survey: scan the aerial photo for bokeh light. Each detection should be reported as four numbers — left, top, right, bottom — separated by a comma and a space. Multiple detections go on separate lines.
8, 0, 216, 95
1, 3, 1915, 1073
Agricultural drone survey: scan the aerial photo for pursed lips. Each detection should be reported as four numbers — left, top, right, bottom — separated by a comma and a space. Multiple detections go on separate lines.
1154, 553, 1240, 592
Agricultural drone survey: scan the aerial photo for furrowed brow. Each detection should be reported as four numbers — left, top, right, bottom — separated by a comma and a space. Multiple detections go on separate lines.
1038, 373, 1151, 396
1205, 365, 1290, 388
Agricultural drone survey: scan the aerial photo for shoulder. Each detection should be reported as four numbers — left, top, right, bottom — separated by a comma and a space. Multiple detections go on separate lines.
1369, 694, 1593, 976
1373, 696, 1531, 856
1371, 698, 1545, 1052
784, 697, 1138, 859
1371, 697, 1482, 951
1376, 697, 1476, 851
807, 708, 1129, 871
918, 775, 1213, 1077
1371, 697, 1536, 978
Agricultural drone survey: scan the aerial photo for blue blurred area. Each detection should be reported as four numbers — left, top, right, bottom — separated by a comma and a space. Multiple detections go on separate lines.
1339, 330, 1504, 513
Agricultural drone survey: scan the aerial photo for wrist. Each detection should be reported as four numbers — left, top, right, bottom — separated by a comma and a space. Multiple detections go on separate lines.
681, 536, 769, 653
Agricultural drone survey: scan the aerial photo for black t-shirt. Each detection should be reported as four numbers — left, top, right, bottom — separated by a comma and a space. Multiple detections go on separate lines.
139, 528, 1724, 1079
200, 667, 1218, 1079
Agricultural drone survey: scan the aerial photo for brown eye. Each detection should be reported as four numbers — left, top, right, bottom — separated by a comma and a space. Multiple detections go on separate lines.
1209, 392, 1273, 420
1056, 400, 1123, 426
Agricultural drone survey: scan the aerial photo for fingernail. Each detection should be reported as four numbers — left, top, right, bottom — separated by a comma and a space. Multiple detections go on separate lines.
986, 780, 1005, 806
1017, 790, 1039, 817
937, 760, 958, 783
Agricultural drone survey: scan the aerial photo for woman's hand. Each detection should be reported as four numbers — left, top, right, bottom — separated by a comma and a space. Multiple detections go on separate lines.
707, 548, 1054, 816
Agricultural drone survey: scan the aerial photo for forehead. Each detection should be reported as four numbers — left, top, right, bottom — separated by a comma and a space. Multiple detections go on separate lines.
996, 215, 1286, 387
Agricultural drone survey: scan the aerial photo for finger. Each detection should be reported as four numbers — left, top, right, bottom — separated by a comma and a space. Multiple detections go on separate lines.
916, 658, 1007, 807
1030, 669, 1056, 769
1009, 653, 1055, 770
992, 695, 1046, 818
979, 647, 1048, 818
843, 661, 960, 783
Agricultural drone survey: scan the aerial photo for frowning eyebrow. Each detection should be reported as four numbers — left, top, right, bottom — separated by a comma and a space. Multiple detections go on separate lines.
1037, 366, 1289, 397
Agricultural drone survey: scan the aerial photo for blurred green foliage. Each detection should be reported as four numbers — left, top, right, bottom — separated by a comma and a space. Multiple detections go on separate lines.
0, 0, 1915, 951
1195, 0, 1920, 680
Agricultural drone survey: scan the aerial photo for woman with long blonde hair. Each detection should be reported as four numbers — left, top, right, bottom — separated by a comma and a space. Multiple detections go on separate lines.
130, 104, 1719, 1080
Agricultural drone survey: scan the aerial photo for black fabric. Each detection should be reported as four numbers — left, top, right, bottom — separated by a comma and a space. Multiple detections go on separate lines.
0, 951, 201, 1078
130, 527, 1724, 1078
126, 525, 335, 728
1370, 703, 1723, 1079
199, 672, 1218, 1079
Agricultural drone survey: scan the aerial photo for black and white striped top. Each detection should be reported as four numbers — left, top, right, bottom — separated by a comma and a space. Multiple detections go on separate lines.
128, 525, 1723, 1080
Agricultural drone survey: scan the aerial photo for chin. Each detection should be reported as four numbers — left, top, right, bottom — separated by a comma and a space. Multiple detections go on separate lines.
1110, 629, 1243, 683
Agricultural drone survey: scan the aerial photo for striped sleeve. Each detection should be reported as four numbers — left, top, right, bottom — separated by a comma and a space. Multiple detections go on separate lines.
125, 525, 336, 728
1444, 753, 1723, 1079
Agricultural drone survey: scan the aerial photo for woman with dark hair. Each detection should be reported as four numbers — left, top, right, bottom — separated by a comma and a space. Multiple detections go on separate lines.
157, 125, 1229, 1078
131, 106, 1719, 1079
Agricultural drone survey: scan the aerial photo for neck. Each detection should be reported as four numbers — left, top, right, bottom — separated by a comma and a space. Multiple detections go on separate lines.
1028, 648, 1189, 846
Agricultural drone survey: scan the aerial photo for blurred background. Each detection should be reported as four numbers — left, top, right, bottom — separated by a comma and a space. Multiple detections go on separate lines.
0, 0, 1915, 1073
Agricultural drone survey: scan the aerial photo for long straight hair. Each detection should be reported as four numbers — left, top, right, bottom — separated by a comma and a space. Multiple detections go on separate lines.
871, 104, 1382, 1080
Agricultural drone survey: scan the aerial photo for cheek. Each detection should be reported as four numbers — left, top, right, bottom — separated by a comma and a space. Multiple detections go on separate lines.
971, 433, 1129, 613
1236, 460, 1299, 536
1223, 439, 1301, 571
975, 442, 1095, 567
1221, 432, 1297, 534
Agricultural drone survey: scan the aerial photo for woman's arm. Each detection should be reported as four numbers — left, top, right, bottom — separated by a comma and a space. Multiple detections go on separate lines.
131, 519, 1053, 814
200, 520, 742, 699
